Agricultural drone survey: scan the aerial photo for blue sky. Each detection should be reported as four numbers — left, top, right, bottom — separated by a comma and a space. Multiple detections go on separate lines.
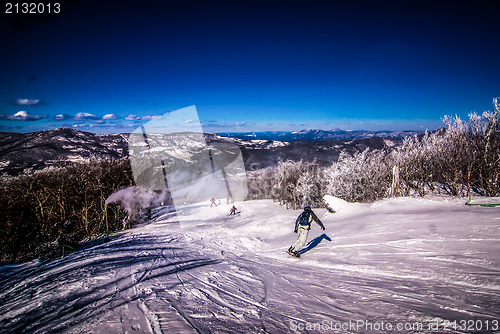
0, 0, 499, 134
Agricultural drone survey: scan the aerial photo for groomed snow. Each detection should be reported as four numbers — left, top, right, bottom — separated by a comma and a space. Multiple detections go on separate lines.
1, 197, 499, 333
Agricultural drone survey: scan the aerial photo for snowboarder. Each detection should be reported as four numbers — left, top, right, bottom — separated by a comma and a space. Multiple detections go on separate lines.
288, 206, 325, 258
210, 197, 217, 207
229, 205, 238, 215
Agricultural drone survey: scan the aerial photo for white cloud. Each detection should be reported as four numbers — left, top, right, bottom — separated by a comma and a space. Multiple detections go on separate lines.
55, 114, 70, 120
125, 114, 161, 121
102, 114, 117, 120
74, 112, 98, 120
72, 123, 93, 128
125, 114, 140, 121
15, 98, 42, 106
141, 115, 162, 121
201, 121, 248, 129
7, 110, 46, 121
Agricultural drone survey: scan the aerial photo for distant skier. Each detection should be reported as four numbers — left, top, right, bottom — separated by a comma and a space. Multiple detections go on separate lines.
210, 197, 217, 207
288, 206, 325, 258
229, 205, 238, 215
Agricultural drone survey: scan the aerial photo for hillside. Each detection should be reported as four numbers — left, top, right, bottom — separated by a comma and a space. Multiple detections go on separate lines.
0, 128, 400, 175
0, 128, 128, 175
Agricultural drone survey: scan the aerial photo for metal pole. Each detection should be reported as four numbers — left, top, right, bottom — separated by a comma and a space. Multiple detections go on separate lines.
467, 165, 471, 202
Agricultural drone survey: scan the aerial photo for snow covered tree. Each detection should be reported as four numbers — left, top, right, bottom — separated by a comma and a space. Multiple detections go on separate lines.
271, 159, 322, 209
247, 167, 275, 200
466, 98, 500, 196
392, 132, 437, 196
296, 169, 322, 208
438, 115, 472, 195
324, 149, 392, 202
391, 98, 499, 197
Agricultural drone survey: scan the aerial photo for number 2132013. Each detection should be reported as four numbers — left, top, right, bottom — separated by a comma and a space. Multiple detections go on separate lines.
5, 3, 61, 14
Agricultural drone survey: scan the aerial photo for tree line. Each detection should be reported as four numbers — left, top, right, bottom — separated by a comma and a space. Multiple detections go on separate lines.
0, 159, 134, 263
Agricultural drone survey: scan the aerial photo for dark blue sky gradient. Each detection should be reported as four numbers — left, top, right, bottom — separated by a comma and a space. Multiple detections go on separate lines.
1, 0, 499, 133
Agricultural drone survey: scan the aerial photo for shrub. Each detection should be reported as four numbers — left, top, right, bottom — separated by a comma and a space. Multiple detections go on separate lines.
324, 149, 392, 202
0, 158, 134, 263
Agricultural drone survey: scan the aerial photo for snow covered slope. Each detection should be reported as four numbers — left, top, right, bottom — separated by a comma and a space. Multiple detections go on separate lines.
1, 197, 499, 333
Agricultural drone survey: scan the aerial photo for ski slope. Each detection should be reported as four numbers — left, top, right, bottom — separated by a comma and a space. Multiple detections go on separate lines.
1, 197, 499, 333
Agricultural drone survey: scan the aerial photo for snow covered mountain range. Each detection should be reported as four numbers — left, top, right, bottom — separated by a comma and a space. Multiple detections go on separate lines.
0, 128, 128, 176
0, 128, 404, 176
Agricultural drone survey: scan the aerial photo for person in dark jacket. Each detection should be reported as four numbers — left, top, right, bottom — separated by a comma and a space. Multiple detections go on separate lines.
288, 206, 325, 257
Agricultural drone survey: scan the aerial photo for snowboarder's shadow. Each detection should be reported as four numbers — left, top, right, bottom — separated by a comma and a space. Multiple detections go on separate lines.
298, 233, 332, 255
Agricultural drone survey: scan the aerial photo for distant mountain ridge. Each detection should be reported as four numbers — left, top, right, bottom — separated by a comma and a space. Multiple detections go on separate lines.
0, 128, 128, 176
0, 128, 407, 176
217, 129, 424, 142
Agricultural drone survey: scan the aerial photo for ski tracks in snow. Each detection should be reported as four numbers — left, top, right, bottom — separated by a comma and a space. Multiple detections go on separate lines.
2, 198, 500, 333
144, 235, 295, 333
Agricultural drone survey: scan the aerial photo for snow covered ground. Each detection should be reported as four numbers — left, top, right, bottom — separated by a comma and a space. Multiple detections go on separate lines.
1, 197, 499, 333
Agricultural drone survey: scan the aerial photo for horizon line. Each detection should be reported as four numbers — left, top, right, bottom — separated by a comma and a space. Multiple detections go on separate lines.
0, 126, 432, 136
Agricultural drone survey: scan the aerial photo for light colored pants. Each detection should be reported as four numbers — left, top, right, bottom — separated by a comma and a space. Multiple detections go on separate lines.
291, 226, 309, 252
